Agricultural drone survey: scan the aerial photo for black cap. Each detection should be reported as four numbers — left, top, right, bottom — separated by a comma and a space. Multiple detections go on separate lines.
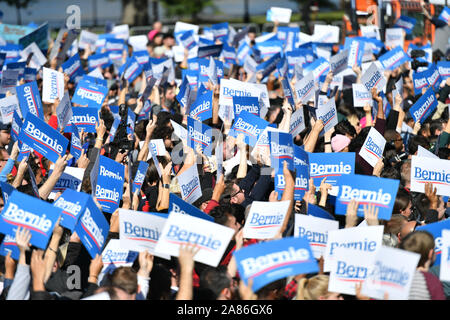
0, 122, 11, 131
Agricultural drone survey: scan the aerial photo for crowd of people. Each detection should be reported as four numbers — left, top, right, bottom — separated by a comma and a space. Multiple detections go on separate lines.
0, 2, 449, 302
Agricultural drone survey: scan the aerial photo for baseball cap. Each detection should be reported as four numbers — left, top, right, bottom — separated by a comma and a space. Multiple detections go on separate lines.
0, 122, 11, 131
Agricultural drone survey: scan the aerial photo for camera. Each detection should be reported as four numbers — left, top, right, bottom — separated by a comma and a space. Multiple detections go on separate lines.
387, 152, 408, 166
410, 49, 425, 59
110, 104, 134, 152
411, 59, 429, 71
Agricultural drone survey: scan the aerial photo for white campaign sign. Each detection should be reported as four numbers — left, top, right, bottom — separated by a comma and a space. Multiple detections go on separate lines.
119, 209, 170, 259
42, 67, 65, 103
360, 25, 381, 40
0, 95, 19, 124
324, 225, 384, 272
155, 211, 235, 267
330, 49, 349, 75
289, 107, 306, 137
20, 42, 47, 69
170, 119, 188, 145
417, 145, 439, 159
243, 200, 290, 239
294, 214, 339, 259
294, 72, 315, 103
359, 127, 386, 167
128, 35, 148, 51
361, 62, 386, 93
267, 7, 292, 24
385, 28, 405, 49
149, 139, 167, 156
177, 164, 202, 204
112, 24, 130, 40
361, 246, 420, 300
410, 156, 450, 197
316, 97, 338, 133
99, 239, 138, 284
440, 230, 450, 282
79, 30, 98, 52
312, 25, 340, 43
48, 166, 85, 199
352, 83, 372, 107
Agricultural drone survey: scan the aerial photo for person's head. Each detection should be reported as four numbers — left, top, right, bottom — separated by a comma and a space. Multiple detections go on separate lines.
151, 125, 174, 150
0, 122, 11, 147
148, 263, 172, 300
229, 183, 245, 205
400, 160, 411, 188
382, 214, 408, 247
153, 21, 162, 31
199, 266, 234, 300
255, 278, 286, 300
404, 75, 414, 95
192, 187, 213, 212
162, 33, 175, 48
331, 134, 351, 152
408, 135, 429, 156
209, 204, 241, 233
384, 130, 404, 153
161, 83, 177, 106
399, 231, 435, 269
0, 147, 8, 171
430, 119, 445, 138
334, 119, 357, 139
296, 275, 343, 300
347, 114, 362, 134
110, 267, 138, 300
393, 188, 413, 220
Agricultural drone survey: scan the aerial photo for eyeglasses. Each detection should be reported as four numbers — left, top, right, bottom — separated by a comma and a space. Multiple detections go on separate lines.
231, 187, 243, 198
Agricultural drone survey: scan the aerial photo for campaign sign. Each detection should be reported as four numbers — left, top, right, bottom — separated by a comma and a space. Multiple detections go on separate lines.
211, 22, 228, 42
197, 44, 223, 59
281, 76, 296, 107
394, 16, 416, 34
361, 246, 420, 300
95, 155, 125, 214
416, 219, 450, 266
316, 97, 338, 133
335, 174, 399, 221
308, 152, 355, 189
61, 53, 85, 83
53, 189, 91, 231
438, 7, 450, 24
119, 209, 169, 258
0, 95, 18, 124
425, 64, 442, 92
439, 230, 450, 282
413, 69, 429, 96
294, 214, 339, 259
186, 117, 213, 156
69, 124, 82, 160
15, 81, 44, 120
308, 204, 335, 221
0, 181, 15, 204
179, 30, 197, 50
48, 166, 84, 197
177, 164, 202, 205
229, 110, 269, 148
361, 63, 386, 93
149, 139, 166, 157
266, 7, 292, 23
268, 131, 294, 171
324, 225, 384, 273
189, 90, 212, 122
74, 196, 110, 258
378, 46, 411, 71
330, 49, 349, 75
290, 107, 306, 138
303, 57, 330, 83
168, 194, 213, 222
132, 161, 149, 194
100, 239, 139, 283
119, 57, 143, 84
155, 211, 234, 267
0, 233, 20, 260
243, 200, 291, 239
437, 61, 450, 80
88, 52, 111, 71
79, 30, 98, 52
42, 67, 64, 103
18, 113, 69, 163
359, 127, 386, 167
0, 190, 62, 250
385, 28, 404, 49
411, 156, 450, 197
65, 107, 99, 133
409, 87, 437, 124
294, 72, 315, 103
343, 38, 364, 68
234, 236, 319, 292
56, 92, 73, 131
72, 79, 108, 108
352, 84, 371, 107
233, 96, 260, 118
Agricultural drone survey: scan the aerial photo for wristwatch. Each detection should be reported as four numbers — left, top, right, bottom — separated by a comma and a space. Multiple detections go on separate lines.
163, 183, 170, 189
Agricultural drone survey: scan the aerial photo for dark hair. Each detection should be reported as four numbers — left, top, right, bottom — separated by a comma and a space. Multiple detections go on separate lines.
110, 267, 138, 295
408, 135, 429, 155
255, 278, 287, 300
430, 119, 445, 138
335, 119, 357, 138
348, 126, 371, 152
199, 266, 232, 300
438, 147, 450, 160
380, 166, 401, 180
393, 188, 411, 214
209, 205, 235, 226
148, 264, 172, 300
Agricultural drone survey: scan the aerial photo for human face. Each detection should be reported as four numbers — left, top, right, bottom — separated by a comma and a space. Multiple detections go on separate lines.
230, 184, 245, 205
0, 130, 10, 147
400, 201, 412, 219
225, 214, 241, 233
320, 292, 344, 300
437, 197, 446, 220
393, 134, 404, 152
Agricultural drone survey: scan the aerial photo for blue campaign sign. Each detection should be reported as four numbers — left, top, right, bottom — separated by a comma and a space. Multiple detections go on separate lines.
169, 194, 214, 222
344, 38, 364, 68
119, 57, 143, 84
269, 131, 294, 171
179, 30, 197, 50
105, 38, 125, 52
132, 161, 149, 194
197, 44, 223, 59
438, 7, 450, 24
425, 64, 442, 92
177, 76, 192, 108
335, 174, 400, 221
394, 16, 416, 34
69, 124, 82, 160
233, 96, 260, 118
65, 107, 99, 133
409, 87, 438, 124
72, 79, 108, 108
18, 113, 69, 163
0, 190, 62, 250
88, 52, 111, 71
18, 22, 48, 54
308, 152, 355, 189
257, 52, 282, 80
187, 117, 214, 156
83, 75, 108, 88
95, 155, 125, 214
416, 219, 450, 265
437, 61, 450, 80
308, 204, 336, 220
53, 189, 91, 231
0, 181, 15, 204
281, 76, 295, 107
0, 233, 20, 260
197, 58, 212, 86
61, 53, 85, 83
378, 46, 411, 71
15, 81, 45, 120
189, 90, 213, 122
24, 67, 37, 82
11, 110, 22, 142
182, 69, 198, 90
233, 236, 319, 292
133, 50, 150, 65
74, 196, 110, 258
228, 110, 269, 147
413, 69, 429, 96
294, 145, 309, 201
304, 57, 330, 82
212, 22, 229, 41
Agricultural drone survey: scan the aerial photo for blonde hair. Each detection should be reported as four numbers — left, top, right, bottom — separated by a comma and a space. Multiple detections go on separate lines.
296, 275, 330, 300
